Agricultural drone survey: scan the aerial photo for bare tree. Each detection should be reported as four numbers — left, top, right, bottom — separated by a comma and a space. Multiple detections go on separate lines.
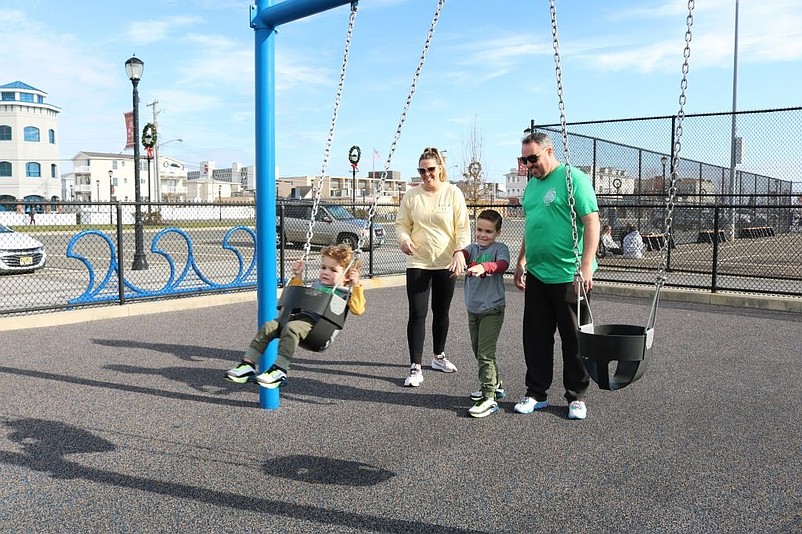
457, 116, 492, 203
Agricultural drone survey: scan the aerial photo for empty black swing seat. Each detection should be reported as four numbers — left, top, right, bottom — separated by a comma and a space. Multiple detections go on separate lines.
276, 284, 349, 352
578, 323, 653, 391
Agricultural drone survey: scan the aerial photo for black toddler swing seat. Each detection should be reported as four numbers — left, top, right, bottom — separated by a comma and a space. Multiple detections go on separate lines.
576, 284, 660, 391
578, 323, 653, 391
276, 285, 349, 352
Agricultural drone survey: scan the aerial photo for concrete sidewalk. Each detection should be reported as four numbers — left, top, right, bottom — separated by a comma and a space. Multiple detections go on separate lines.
0, 284, 800, 532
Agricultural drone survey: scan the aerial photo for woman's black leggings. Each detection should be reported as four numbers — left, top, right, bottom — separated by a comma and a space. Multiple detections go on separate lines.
405, 268, 457, 365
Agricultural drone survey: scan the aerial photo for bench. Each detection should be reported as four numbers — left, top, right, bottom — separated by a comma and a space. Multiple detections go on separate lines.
697, 229, 726, 244
641, 233, 675, 251
739, 226, 774, 238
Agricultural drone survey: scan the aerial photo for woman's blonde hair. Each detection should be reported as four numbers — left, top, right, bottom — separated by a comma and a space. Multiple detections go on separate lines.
419, 146, 448, 182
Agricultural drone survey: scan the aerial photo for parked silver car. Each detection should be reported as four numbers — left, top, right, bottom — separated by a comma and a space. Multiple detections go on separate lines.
277, 202, 385, 250
0, 224, 47, 273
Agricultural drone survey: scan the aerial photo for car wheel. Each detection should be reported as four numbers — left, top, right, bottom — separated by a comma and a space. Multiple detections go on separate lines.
338, 234, 359, 250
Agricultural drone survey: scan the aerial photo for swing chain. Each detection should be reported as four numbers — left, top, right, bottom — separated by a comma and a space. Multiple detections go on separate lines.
549, 0, 582, 279
356, 0, 447, 252
655, 0, 695, 287
300, 2, 359, 270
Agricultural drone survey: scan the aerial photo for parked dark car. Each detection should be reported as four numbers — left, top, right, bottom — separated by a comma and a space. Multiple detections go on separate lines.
277, 201, 385, 250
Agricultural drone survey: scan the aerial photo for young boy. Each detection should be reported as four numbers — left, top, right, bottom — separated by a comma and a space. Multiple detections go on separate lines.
224, 243, 365, 388
454, 209, 510, 418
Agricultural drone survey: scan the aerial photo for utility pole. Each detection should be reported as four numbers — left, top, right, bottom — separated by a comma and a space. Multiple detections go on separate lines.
146, 100, 161, 203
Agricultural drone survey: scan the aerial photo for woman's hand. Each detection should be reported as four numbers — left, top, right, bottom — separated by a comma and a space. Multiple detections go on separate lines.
400, 239, 417, 256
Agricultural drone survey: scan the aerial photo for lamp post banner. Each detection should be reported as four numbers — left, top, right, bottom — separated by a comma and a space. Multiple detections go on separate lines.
124, 112, 134, 150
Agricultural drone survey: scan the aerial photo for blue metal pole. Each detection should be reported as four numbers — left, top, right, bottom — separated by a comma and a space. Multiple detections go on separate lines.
254, 0, 352, 28
251, 0, 352, 409
254, 0, 280, 410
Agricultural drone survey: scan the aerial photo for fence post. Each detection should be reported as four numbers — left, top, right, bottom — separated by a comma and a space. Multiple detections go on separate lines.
115, 202, 126, 305
711, 206, 721, 293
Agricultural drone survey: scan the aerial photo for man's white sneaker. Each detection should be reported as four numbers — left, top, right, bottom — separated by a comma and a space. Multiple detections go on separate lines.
431, 353, 457, 373
513, 396, 549, 414
404, 364, 424, 387
567, 400, 587, 420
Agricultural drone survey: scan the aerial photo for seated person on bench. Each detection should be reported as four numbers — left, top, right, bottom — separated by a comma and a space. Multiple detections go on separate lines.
599, 224, 622, 256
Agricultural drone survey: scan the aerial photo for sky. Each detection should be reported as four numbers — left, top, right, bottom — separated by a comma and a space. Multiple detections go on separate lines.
2, 0, 801, 191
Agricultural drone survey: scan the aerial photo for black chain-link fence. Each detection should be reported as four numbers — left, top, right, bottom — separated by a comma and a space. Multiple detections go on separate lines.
1, 190, 800, 317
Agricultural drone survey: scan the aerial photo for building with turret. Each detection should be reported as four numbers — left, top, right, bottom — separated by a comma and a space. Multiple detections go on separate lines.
0, 81, 62, 212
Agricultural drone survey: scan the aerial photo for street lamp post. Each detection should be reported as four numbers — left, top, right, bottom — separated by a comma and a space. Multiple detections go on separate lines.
660, 155, 668, 197
126, 56, 148, 270
218, 185, 222, 222
108, 170, 114, 226
96, 180, 100, 203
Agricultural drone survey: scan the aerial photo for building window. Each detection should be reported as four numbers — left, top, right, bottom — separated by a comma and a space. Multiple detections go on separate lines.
0, 125, 10, 141
1, 92, 13, 101
24, 126, 40, 142
20, 93, 34, 103
0, 161, 11, 177
51, 164, 57, 178
26, 162, 41, 177
49, 129, 55, 143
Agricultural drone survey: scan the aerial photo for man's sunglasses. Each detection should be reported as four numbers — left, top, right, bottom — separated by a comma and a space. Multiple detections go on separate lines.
417, 166, 437, 175
518, 148, 548, 165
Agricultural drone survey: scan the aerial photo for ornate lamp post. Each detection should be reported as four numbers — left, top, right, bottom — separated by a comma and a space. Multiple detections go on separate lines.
126, 56, 148, 270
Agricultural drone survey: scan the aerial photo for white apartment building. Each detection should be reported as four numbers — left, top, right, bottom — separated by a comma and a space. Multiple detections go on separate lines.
185, 160, 249, 202
278, 170, 407, 203
0, 81, 62, 212
66, 152, 189, 204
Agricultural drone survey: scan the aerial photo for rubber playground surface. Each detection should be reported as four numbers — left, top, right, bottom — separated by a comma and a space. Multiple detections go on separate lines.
0, 285, 800, 533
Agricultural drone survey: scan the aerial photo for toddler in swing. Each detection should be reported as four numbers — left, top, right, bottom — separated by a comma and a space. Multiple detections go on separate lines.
224, 243, 365, 388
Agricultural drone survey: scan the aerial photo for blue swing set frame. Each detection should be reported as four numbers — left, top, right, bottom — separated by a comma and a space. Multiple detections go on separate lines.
251, 0, 356, 410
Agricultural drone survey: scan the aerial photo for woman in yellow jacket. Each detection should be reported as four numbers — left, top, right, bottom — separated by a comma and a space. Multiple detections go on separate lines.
395, 147, 471, 387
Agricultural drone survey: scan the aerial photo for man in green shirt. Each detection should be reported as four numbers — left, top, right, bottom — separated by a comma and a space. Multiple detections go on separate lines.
512, 132, 600, 420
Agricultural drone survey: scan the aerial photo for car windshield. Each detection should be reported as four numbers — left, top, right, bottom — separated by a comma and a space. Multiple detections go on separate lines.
326, 205, 357, 220
0, 224, 12, 233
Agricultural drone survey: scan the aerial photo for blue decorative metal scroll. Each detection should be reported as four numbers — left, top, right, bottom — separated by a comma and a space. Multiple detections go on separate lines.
66, 226, 258, 305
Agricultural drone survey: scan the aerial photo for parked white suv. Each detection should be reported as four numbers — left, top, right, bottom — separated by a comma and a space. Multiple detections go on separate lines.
278, 201, 385, 250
